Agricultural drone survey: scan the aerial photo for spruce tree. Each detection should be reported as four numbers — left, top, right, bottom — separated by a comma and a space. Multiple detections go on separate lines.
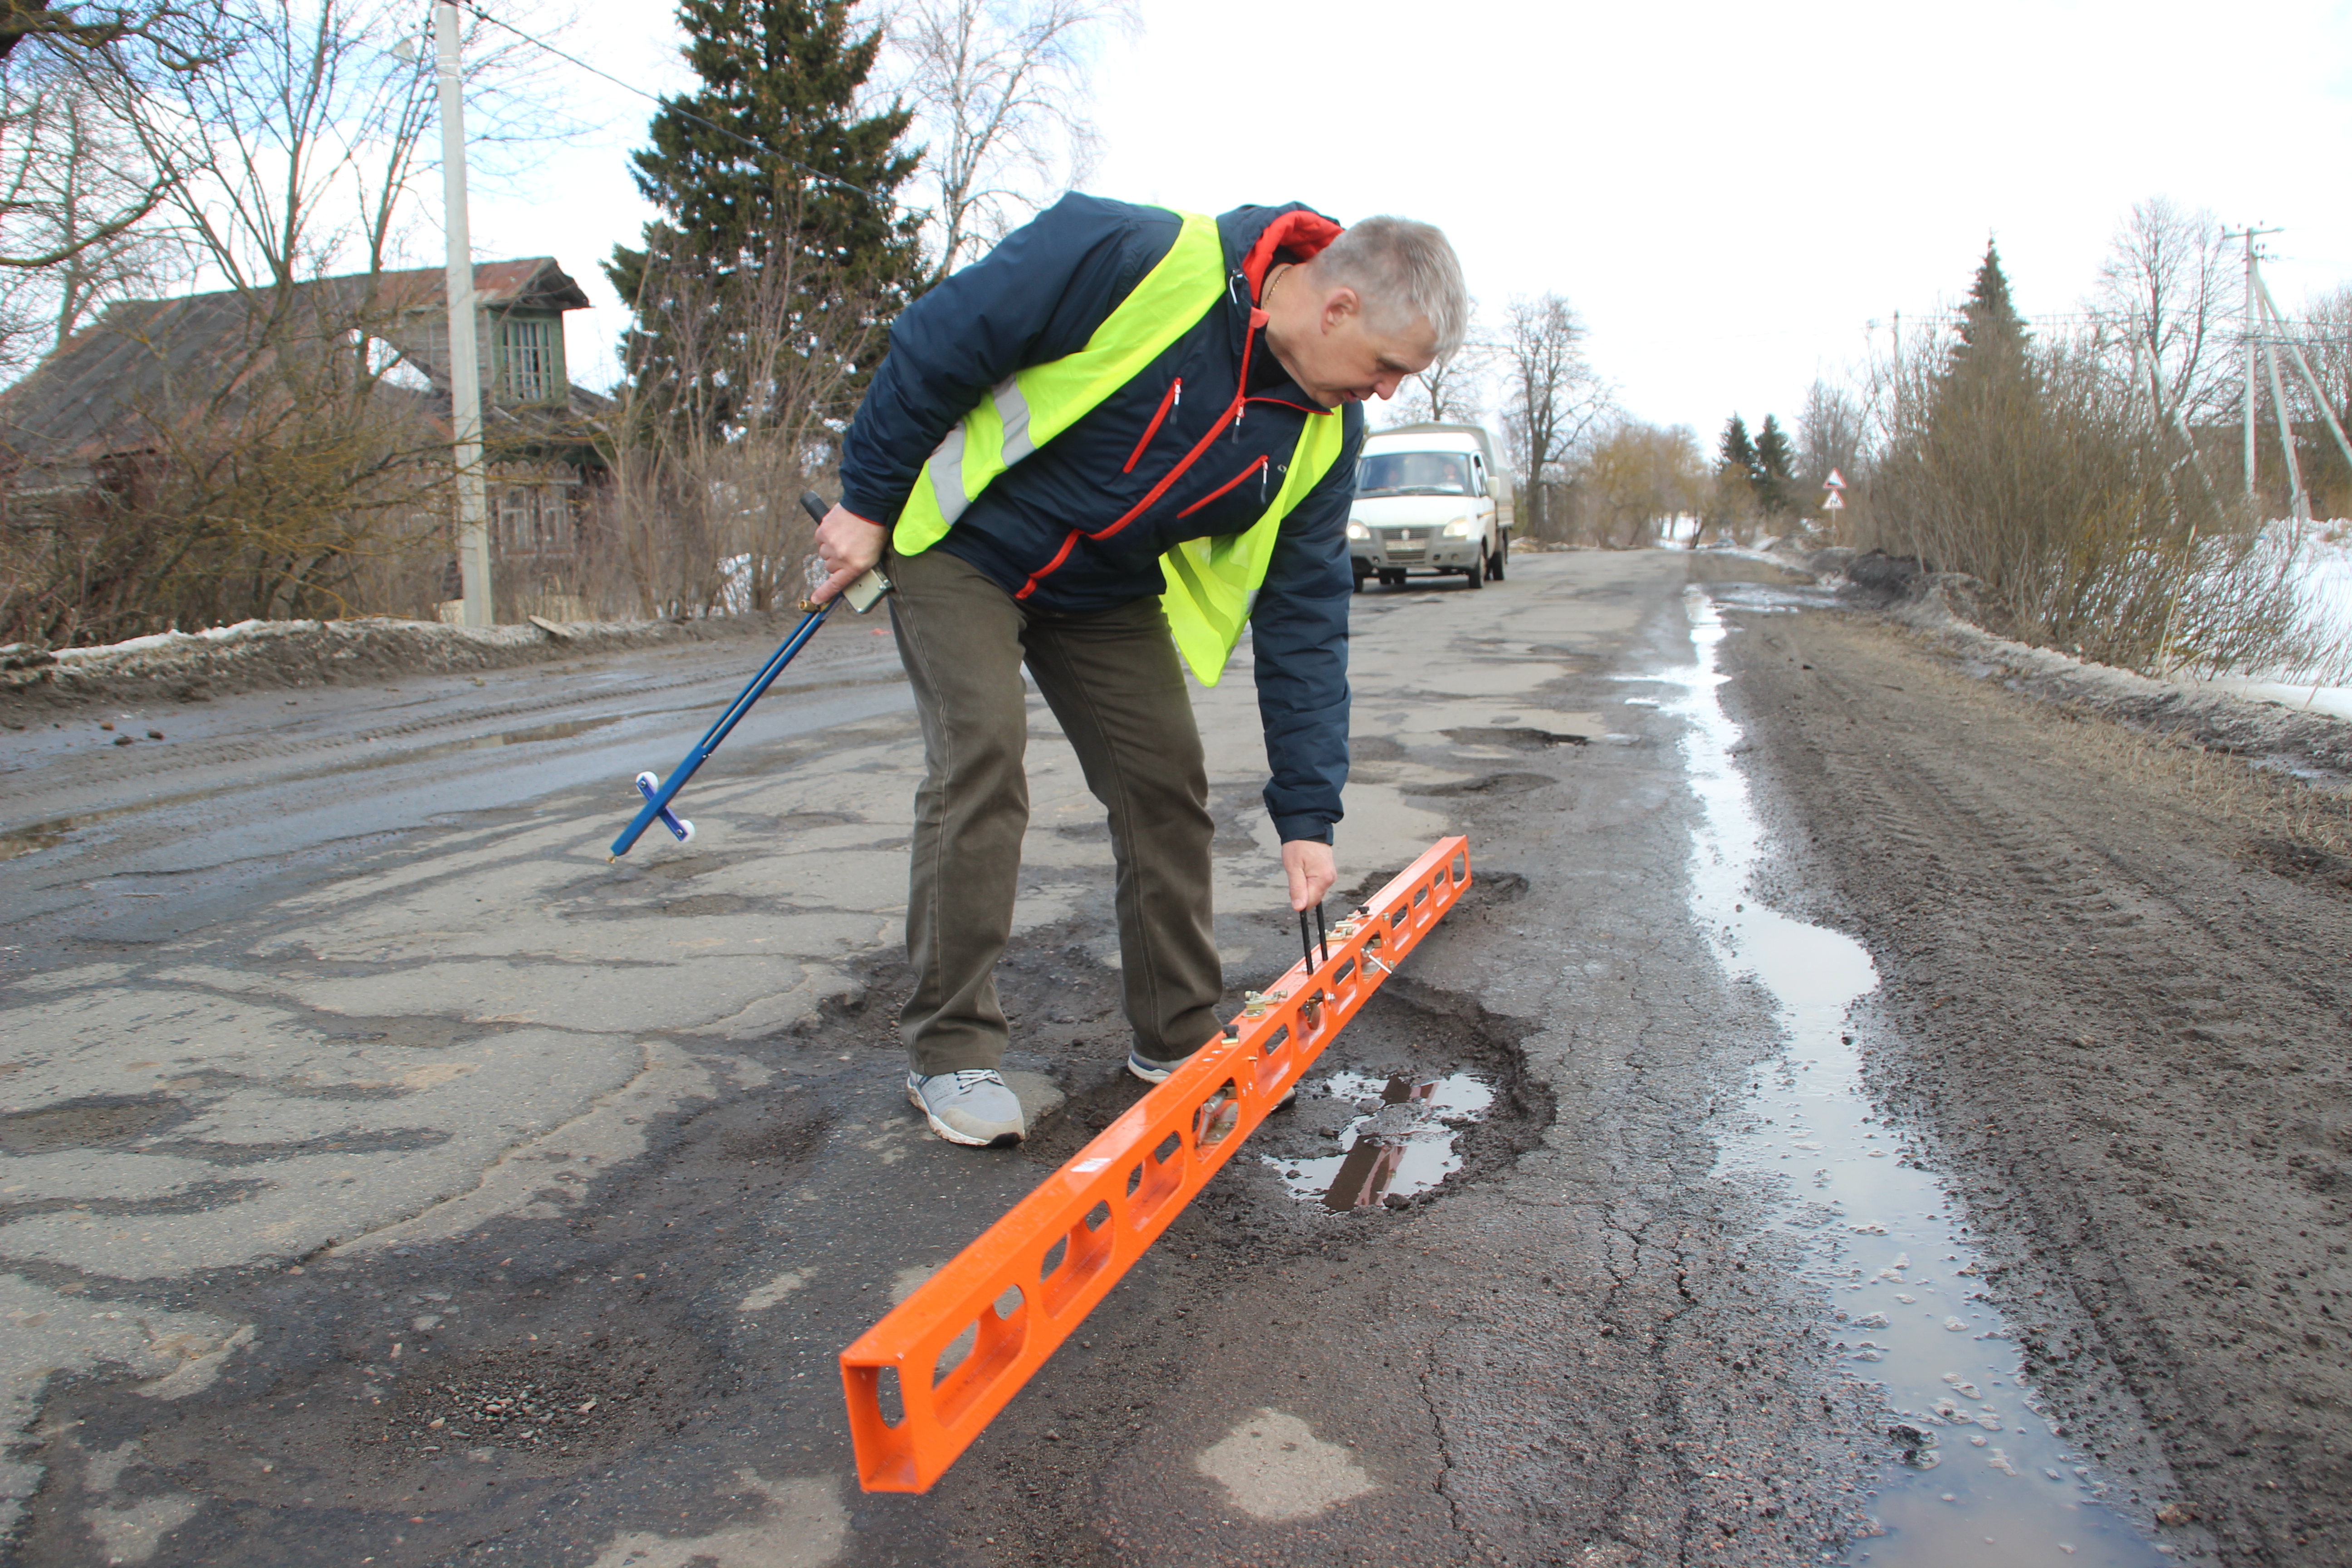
1950, 237, 2031, 375
1753, 414, 1796, 514
1719, 415, 1755, 478
608, 0, 922, 435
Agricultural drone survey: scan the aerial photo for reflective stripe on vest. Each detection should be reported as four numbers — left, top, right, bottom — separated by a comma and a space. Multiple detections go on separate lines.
1159, 408, 1349, 687
895, 210, 1226, 554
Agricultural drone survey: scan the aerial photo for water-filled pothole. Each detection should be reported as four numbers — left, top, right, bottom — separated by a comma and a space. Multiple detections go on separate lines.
1671, 586, 2189, 1568
1225, 981, 1545, 1222
1261, 1068, 1494, 1210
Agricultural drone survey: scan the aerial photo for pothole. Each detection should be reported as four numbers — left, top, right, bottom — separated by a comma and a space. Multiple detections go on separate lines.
1442, 725, 1589, 749
0, 815, 77, 862
0, 1095, 191, 1154
1258, 1068, 1494, 1210
1408, 771, 1551, 797
367, 1332, 700, 1471
1216, 985, 1548, 1230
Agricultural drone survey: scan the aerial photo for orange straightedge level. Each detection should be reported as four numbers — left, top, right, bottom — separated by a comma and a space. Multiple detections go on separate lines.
839, 835, 1472, 1493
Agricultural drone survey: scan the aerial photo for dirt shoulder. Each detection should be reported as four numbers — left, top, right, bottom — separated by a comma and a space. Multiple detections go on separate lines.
0, 610, 815, 717
1721, 604, 2352, 1566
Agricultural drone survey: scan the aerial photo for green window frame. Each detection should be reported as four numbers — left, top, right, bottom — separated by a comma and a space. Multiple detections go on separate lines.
495, 313, 564, 403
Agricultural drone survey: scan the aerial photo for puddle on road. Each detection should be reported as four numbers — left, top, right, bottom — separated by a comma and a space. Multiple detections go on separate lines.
1261, 1069, 1494, 1211
448, 716, 620, 751
0, 815, 76, 862
1668, 587, 2185, 1568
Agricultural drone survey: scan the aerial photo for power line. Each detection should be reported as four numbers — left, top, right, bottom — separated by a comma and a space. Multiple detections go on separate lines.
446, 2, 888, 206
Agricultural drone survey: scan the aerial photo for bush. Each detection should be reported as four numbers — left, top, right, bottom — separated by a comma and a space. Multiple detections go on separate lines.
1866, 314, 2333, 678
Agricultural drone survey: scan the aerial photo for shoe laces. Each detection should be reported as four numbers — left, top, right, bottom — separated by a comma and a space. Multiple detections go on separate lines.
936, 1069, 1003, 1093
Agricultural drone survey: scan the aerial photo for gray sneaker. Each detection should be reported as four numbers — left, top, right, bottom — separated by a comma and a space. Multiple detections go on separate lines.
906, 1069, 1025, 1147
1126, 1048, 1186, 1084
1129, 1047, 1295, 1110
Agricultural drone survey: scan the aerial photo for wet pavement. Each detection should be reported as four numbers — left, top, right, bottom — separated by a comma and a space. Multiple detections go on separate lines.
0, 550, 2259, 1565
1670, 587, 2188, 1568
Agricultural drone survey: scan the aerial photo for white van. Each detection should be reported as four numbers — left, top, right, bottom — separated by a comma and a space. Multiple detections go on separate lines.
1345, 423, 1515, 591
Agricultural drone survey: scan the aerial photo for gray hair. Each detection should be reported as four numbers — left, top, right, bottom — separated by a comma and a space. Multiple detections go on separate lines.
1309, 216, 1469, 361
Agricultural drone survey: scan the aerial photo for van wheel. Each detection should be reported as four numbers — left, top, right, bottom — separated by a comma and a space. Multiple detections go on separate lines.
1352, 569, 1367, 593
1462, 554, 1486, 590
1489, 538, 1507, 581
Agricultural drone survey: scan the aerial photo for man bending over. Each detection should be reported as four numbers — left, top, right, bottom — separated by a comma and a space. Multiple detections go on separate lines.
812, 197, 1467, 1147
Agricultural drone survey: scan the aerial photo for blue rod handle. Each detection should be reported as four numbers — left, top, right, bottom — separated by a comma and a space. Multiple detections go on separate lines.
609, 603, 833, 858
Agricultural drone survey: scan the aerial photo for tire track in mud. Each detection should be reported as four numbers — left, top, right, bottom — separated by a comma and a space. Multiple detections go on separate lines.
1723, 607, 2352, 1565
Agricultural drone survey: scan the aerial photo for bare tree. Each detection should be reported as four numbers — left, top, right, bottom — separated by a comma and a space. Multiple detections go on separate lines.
0, 83, 189, 370
0, 1, 225, 372
1500, 291, 1608, 538
597, 199, 893, 619
2295, 284, 2352, 424
1796, 377, 1864, 492
0, 1, 222, 270
887, 0, 1136, 280
1384, 317, 1490, 428
2094, 197, 2234, 440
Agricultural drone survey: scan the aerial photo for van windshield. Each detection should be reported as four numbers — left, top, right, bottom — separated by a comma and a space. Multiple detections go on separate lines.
1357, 451, 1471, 496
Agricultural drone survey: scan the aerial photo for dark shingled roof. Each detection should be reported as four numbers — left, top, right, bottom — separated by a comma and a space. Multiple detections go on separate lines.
0, 258, 599, 472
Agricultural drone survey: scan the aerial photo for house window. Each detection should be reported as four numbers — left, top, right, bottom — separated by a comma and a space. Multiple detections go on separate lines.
496, 481, 576, 555
495, 314, 563, 403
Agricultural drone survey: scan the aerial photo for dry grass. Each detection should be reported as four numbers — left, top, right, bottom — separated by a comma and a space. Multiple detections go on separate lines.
2091, 720, 2352, 864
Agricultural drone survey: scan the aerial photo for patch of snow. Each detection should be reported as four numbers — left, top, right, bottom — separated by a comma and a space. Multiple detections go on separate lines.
2182, 676, 2352, 722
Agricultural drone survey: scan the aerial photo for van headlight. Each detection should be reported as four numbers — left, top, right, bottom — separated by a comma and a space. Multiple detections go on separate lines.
1346, 521, 1370, 540
1441, 517, 1474, 538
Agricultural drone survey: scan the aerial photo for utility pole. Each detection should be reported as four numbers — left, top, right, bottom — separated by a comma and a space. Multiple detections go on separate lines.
2227, 225, 2282, 506
436, 0, 493, 627
2255, 267, 2352, 481
1891, 310, 1902, 425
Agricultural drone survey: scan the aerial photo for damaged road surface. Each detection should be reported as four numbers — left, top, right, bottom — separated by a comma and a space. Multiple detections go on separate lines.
0, 551, 2266, 1566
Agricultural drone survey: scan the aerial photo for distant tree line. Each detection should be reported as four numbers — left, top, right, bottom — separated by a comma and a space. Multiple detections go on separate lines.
1825, 211, 2343, 678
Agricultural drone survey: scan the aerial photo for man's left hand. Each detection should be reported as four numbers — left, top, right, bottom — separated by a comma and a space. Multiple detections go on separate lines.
1282, 839, 1337, 912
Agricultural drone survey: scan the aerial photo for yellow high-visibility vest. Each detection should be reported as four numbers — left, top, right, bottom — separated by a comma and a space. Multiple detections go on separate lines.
892, 209, 1349, 686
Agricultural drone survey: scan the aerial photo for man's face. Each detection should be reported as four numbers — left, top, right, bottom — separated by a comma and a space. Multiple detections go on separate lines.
1289, 290, 1439, 409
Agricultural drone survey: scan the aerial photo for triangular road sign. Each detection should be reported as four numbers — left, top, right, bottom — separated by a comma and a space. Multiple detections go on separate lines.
1825, 469, 1847, 490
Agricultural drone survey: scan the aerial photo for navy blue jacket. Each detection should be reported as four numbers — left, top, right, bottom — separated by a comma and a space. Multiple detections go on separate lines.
840, 196, 1362, 845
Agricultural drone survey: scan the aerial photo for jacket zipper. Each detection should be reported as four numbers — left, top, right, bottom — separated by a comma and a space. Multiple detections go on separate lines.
1015, 310, 1265, 600
1178, 454, 1270, 519
1122, 378, 1180, 474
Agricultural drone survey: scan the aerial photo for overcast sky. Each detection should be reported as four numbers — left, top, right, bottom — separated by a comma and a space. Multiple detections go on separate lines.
470, 0, 2352, 443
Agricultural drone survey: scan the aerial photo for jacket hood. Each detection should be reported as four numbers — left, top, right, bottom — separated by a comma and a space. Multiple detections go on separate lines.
1217, 204, 1346, 303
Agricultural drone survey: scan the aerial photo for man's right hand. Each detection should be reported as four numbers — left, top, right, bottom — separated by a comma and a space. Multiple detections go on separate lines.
810, 504, 886, 605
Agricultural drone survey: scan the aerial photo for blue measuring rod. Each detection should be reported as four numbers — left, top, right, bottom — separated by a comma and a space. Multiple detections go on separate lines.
609, 491, 892, 860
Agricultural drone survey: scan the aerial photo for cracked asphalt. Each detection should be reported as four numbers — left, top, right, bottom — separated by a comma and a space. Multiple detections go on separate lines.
2, 552, 1907, 1566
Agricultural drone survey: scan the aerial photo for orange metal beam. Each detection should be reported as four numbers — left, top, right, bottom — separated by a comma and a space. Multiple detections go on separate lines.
839, 835, 1473, 1493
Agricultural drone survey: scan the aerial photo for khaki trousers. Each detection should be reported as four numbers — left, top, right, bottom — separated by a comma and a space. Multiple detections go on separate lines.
886, 543, 1223, 1075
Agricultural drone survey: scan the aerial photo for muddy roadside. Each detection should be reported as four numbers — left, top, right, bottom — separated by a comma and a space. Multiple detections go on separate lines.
1718, 602, 2352, 1565
0, 610, 817, 720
